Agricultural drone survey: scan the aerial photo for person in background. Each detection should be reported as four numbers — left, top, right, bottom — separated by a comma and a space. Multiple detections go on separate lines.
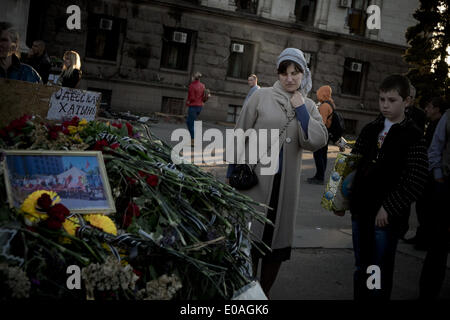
307, 85, 334, 185
419, 106, 450, 300
57, 50, 82, 88
405, 84, 426, 132
25, 40, 51, 84
334, 75, 428, 300
244, 74, 260, 105
405, 97, 448, 250
0, 21, 41, 83
185, 71, 206, 143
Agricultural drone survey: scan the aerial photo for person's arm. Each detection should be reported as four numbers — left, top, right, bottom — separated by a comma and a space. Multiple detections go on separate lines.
291, 94, 328, 152
186, 83, 193, 106
381, 138, 429, 220
428, 111, 448, 181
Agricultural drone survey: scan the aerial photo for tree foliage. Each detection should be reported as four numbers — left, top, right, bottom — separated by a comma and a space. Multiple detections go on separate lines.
404, 0, 449, 107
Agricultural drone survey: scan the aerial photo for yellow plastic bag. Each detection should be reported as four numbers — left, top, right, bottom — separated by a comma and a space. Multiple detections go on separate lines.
321, 153, 361, 211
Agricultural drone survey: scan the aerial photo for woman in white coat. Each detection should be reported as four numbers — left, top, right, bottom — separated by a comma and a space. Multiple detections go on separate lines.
227, 48, 328, 296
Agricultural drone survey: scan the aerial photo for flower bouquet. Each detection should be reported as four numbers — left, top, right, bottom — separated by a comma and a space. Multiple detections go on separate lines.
0, 115, 269, 300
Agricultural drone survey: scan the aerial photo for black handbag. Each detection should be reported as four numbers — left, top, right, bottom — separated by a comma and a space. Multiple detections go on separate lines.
229, 114, 295, 190
229, 164, 258, 190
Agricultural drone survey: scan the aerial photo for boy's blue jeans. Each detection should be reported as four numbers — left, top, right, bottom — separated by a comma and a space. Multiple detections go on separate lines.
186, 106, 202, 138
352, 219, 399, 300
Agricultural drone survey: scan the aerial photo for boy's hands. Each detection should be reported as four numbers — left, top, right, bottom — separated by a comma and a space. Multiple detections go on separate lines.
375, 206, 389, 227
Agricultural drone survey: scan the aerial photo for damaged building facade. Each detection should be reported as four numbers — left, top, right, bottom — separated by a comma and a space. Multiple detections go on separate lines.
5, 0, 418, 134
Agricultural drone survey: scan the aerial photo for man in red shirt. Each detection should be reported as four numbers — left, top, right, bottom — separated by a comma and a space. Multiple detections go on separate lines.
186, 71, 207, 142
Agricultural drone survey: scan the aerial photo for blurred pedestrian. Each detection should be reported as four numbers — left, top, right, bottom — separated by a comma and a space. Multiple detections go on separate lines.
0, 21, 41, 83
25, 40, 51, 84
244, 74, 260, 105
307, 85, 334, 185
185, 71, 207, 142
57, 50, 82, 88
405, 84, 426, 132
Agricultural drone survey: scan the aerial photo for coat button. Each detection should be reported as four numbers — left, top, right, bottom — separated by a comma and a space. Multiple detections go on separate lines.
286, 137, 292, 143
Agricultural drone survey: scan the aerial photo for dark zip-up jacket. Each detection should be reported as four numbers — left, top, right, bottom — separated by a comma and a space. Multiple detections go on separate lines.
349, 114, 429, 234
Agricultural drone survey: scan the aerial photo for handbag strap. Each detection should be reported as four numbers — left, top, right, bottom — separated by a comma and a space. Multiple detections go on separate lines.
251, 115, 295, 170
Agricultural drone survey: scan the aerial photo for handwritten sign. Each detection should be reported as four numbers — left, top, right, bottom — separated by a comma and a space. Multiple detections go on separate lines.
47, 88, 101, 121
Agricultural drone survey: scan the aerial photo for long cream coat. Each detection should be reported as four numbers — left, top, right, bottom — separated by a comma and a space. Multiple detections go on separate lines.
234, 80, 328, 250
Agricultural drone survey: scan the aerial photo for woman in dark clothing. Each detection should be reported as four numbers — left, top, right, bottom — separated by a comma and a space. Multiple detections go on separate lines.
58, 50, 82, 88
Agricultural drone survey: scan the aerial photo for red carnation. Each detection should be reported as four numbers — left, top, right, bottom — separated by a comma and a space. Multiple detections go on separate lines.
110, 142, 120, 150
146, 175, 158, 187
125, 122, 133, 136
125, 176, 137, 185
46, 218, 63, 230
48, 203, 70, 220
37, 194, 52, 211
112, 123, 122, 129
93, 139, 109, 151
123, 202, 140, 228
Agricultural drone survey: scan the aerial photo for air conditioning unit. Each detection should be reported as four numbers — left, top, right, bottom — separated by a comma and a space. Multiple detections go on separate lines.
339, 0, 351, 8
350, 62, 363, 72
99, 18, 113, 31
303, 52, 311, 64
172, 31, 187, 43
231, 43, 245, 53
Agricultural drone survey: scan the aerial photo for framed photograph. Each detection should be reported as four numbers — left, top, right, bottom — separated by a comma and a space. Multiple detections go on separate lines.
2, 150, 116, 214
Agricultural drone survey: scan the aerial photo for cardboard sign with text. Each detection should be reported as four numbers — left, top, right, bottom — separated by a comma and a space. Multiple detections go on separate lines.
0, 79, 102, 128
47, 87, 101, 121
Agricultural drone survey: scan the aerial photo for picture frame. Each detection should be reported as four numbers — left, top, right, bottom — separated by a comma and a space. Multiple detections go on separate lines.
2, 150, 116, 214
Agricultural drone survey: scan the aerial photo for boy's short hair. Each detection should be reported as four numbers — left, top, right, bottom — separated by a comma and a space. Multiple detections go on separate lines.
379, 74, 411, 100
248, 74, 257, 80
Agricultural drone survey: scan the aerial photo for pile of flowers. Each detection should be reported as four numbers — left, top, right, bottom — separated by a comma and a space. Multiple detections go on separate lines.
0, 114, 269, 300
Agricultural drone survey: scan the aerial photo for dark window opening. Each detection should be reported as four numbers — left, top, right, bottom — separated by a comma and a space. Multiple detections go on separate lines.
227, 105, 242, 123
87, 88, 112, 110
161, 97, 185, 115
341, 58, 366, 96
235, 0, 258, 14
86, 14, 125, 61
295, 0, 317, 25
227, 42, 255, 79
160, 27, 194, 71
346, 0, 367, 36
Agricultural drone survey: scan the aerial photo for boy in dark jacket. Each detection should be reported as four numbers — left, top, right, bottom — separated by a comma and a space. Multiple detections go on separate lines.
334, 74, 429, 300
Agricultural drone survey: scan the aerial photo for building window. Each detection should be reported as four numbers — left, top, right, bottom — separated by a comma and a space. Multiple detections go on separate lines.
227, 105, 242, 123
341, 58, 366, 96
161, 97, 185, 115
346, 0, 367, 36
227, 41, 255, 79
302, 51, 314, 70
86, 14, 125, 61
235, 0, 258, 14
160, 27, 194, 71
295, 0, 317, 25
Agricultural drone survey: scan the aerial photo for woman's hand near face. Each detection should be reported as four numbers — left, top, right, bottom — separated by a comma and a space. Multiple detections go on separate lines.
290, 91, 305, 108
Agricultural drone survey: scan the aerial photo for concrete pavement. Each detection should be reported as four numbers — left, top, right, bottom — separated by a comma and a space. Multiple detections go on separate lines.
146, 118, 450, 300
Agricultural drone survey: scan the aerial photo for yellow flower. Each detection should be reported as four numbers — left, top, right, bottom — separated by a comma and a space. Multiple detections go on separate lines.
85, 214, 117, 236
78, 119, 88, 126
20, 190, 60, 226
62, 216, 80, 236
71, 134, 83, 144
68, 125, 78, 134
